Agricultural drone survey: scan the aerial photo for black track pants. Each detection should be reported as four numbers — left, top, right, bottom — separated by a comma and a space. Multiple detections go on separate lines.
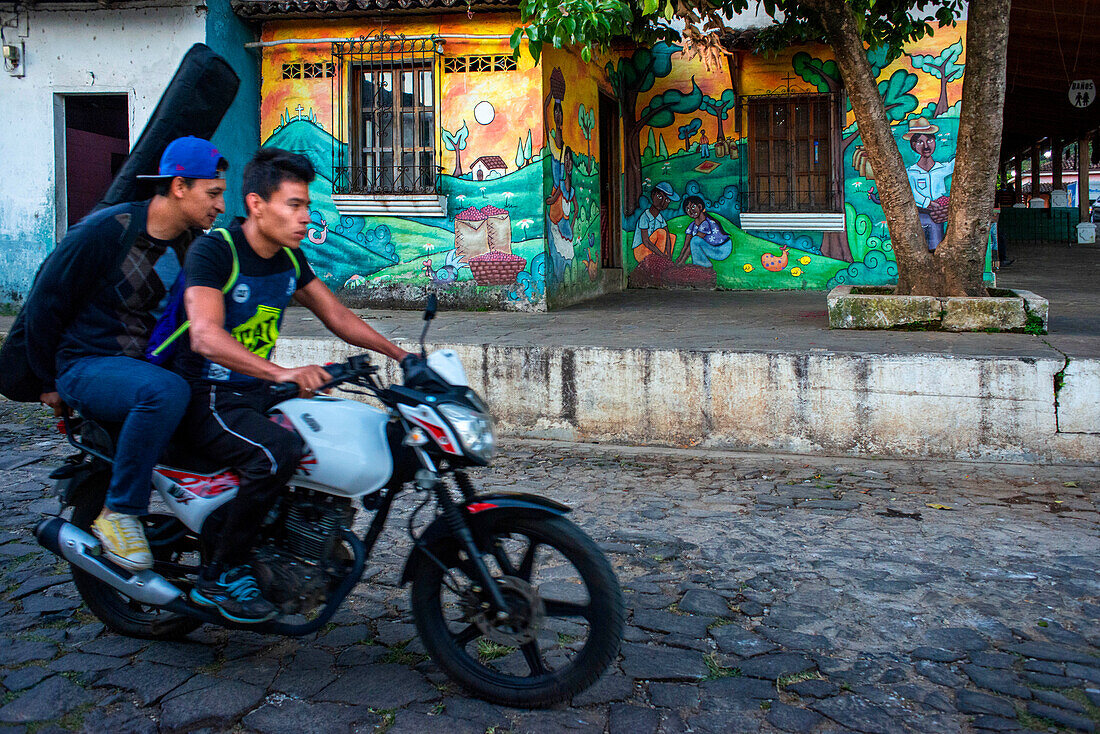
181, 384, 303, 567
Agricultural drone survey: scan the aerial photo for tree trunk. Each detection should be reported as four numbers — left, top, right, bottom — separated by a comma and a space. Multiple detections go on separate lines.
810, 0, 941, 295
938, 0, 1011, 296
453, 148, 463, 178
622, 89, 644, 214
935, 73, 950, 117
716, 113, 724, 141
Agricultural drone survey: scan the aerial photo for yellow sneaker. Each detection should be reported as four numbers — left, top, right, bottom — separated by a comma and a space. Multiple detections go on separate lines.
91, 509, 153, 571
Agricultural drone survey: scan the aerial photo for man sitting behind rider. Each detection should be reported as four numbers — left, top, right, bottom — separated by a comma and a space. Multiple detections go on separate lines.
26, 136, 227, 572
176, 148, 412, 622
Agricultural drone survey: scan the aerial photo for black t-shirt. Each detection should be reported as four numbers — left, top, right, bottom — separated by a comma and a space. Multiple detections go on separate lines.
175, 220, 316, 385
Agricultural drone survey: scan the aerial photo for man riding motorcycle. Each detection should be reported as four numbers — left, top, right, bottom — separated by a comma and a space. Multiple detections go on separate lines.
173, 147, 418, 622
24, 137, 227, 572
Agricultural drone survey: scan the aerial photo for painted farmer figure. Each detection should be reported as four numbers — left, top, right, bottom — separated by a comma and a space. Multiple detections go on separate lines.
904, 117, 954, 251
632, 182, 679, 264
677, 195, 732, 268
699, 130, 711, 159
24, 137, 227, 571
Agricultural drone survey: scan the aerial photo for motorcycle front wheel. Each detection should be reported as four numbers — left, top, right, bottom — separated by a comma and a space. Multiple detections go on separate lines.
411, 514, 624, 708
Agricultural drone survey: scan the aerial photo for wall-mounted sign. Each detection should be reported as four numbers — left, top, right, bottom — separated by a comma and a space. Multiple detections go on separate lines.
1069, 79, 1096, 109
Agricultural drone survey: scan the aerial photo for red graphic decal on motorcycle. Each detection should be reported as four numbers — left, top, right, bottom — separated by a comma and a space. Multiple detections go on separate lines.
157, 469, 240, 501
466, 502, 498, 514
269, 412, 296, 432
409, 415, 459, 454
297, 449, 317, 475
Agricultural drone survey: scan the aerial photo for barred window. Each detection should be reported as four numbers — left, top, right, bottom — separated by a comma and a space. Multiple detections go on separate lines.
333, 38, 439, 195
443, 54, 517, 74
282, 61, 333, 80
746, 93, 842, 213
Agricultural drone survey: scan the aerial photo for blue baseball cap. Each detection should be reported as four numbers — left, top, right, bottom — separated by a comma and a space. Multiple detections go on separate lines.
137, 136, 227, 180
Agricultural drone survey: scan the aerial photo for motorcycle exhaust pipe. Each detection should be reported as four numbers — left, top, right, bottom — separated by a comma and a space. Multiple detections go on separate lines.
35, 517, 183, 607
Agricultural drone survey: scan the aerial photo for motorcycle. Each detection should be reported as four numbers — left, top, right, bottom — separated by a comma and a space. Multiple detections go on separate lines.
34, 297, 624, 707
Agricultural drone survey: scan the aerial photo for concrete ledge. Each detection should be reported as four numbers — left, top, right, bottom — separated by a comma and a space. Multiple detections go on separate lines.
827, 286, 1049, 334
275, 337, 1100, 464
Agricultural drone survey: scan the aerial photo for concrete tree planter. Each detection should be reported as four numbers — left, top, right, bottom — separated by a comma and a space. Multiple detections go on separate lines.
827, 286, 1048, 333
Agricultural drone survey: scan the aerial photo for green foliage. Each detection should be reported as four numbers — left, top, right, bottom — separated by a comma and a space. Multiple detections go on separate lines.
606, 43, 679, 101
513, 0, 963, 72
639, 78, 704, 128
865, 44, 891, 77
657, 134, 668, 159
677, 117, 702, 147
442, 121, 469, 152
700, 89, 735, 119
910, 39, 965, 82
877, 69, 920, 121
644, 128, 657, 159
578, 103, 596, 140
845, 201, 886, 263
792, 52, 840, 93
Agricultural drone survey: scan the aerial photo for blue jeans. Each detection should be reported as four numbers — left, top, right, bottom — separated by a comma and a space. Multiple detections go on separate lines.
56, 356, 189, 515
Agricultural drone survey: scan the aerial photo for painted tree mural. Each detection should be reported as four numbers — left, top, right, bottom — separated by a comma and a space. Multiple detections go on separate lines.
699, 90, 736, 140
677, 118, 702, 150
578, 103, 596, 173
442, 122, 470, 177
909, 39, 965, 117
606, 42, 684, 211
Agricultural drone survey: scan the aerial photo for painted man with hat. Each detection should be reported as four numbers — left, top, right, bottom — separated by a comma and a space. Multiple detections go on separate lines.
24, 136, 228, 571
633, 182, 680, 264
903, 116, 955, 250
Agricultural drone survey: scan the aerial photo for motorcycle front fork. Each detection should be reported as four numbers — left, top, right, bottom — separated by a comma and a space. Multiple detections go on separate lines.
412, 449, 511, 619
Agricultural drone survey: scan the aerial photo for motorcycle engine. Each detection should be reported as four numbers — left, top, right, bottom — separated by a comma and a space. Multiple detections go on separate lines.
251, 489, 354, 615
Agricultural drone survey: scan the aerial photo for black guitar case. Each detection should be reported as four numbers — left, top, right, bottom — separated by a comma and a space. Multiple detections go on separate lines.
98, 42, 240, 207
0, 43, 239, 402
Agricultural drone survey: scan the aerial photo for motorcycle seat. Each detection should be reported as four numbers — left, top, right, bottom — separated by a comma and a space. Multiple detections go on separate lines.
157, 443, 229, 476
74, 416, 226, 475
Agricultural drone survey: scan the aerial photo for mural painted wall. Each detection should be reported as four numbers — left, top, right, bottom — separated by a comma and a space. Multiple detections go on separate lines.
614, 22, 991, 292
259, 15, 550, 311
541, 47, 607, 308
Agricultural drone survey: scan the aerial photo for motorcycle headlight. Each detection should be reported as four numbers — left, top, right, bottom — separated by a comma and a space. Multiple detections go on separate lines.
437, 403, 496, 463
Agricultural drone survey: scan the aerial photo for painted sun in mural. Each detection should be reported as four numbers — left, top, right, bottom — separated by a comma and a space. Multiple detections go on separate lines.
474, 101, 496, 125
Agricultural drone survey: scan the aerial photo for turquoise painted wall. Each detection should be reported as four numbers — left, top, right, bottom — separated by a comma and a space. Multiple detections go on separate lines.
205, 0, 260, 226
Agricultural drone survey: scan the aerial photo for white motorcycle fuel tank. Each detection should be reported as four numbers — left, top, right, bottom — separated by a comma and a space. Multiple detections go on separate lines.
275, 397, 394, 498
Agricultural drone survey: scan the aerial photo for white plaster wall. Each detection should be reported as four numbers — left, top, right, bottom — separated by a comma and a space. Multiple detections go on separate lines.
274, 337, 1099, 464
0, 2, 206, 302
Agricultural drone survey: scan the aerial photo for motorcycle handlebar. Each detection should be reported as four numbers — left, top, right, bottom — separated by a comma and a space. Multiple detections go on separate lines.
268, 354, 379, 400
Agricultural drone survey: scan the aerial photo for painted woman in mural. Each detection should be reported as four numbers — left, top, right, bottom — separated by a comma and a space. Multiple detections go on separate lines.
676, 195, 732, 268
546, 147, 576, 270
544, 68, 575, 277
632, 182, 679, 264
903, 117, 954, 251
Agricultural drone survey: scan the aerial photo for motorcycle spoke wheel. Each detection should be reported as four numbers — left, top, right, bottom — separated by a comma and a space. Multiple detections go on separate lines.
412, 515, 623, 708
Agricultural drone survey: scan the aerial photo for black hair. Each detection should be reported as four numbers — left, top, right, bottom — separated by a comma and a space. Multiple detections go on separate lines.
153, 157, 228, 197
242, 148, 315, 212
682, 195, 706, 213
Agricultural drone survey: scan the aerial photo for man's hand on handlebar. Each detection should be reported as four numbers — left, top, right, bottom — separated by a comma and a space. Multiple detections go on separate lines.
273, 365, 333, 398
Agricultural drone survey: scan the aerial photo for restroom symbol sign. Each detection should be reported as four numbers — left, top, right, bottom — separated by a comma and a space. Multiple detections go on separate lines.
1069, 80, 1095, 109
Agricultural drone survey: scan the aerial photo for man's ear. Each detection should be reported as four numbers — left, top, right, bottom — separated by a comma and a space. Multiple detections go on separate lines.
244, 192, 264, 218
169, 177, 188, 199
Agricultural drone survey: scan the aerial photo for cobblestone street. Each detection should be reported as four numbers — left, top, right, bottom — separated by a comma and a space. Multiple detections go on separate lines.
1, 397, 1098, 733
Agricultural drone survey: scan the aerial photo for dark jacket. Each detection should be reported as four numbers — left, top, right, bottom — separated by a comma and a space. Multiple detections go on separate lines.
22, 200, 192, 389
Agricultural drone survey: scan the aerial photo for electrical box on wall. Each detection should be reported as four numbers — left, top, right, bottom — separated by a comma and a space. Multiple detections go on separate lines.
3, 40, 24, 77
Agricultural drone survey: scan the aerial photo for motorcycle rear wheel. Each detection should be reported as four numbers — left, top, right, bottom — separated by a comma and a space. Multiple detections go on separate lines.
70, 482, 202, 640
411, 514, 624, 708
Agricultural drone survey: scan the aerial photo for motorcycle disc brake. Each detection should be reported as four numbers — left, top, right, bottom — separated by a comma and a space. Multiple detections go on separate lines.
462, 576, 546, 647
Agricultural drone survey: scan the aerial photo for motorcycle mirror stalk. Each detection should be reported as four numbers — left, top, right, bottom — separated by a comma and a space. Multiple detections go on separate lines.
419, 293, 437, 359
